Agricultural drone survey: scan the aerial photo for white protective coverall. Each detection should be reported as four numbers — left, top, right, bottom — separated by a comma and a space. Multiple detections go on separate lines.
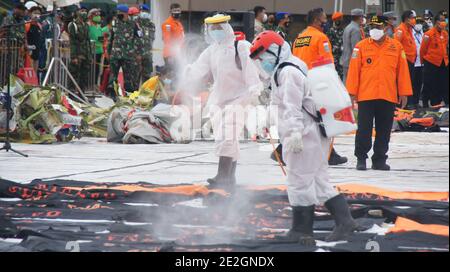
184, 22, 263, 161
270, 42, 339, 206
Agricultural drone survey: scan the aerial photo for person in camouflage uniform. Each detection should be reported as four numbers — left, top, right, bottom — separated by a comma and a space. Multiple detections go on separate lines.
0, 8, 7, 28
68, 8, 91, 94
274, 12, 291, 44
108, 4, 144, 99
326, 12, 345, 79
1, 4, 27, 71
137, 4, 155, 82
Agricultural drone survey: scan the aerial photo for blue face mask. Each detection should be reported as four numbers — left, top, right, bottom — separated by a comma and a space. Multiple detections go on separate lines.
209, 30, 227, 43
261, 59, 276, 74
163, 78, 172, 86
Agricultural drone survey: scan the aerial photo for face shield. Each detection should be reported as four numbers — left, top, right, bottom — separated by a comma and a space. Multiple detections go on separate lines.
204, 14, 234, 44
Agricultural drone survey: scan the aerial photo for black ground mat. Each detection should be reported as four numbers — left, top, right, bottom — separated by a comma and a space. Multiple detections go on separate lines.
0, 178, 448, 252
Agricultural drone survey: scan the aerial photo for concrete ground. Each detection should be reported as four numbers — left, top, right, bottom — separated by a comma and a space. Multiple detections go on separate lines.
0, 132, 449, 192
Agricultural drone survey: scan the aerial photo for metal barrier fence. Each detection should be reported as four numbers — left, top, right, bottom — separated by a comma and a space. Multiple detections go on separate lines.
1, 38, 97, 94
0, 38, 24, 88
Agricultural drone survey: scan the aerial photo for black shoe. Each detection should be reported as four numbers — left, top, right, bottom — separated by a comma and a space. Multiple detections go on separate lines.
324, 194, 359, 242
277, 206, 316, 246
356, 159, 367, 171
271, 145, 286, 166
328, 149, 348, 166
207, 157, 236, 188
372, 162, 391, 171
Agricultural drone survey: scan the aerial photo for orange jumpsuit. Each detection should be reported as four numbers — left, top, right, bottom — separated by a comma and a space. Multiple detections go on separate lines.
395, 22, 417, 64
420, 27, 449, 67
292, 26, 334, 69
346, 37, 413, 104
420, 27, 449, 106
161, 16, 185, 59
346, 36, 413, 163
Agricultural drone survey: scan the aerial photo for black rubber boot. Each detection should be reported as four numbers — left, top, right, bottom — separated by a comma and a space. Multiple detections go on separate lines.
324, 194, 359, 242
372, 161, 391, 171
356, 159, 367, 171
277, 206, 316, 246
207, 157, 235, 188
328, 148, 348, 166
270, 144, 286, 166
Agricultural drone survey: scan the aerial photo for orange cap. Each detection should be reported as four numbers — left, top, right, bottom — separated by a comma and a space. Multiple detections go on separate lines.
332, 12, 344, 21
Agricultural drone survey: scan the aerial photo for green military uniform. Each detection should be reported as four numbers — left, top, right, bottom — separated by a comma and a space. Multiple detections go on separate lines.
68, 17, 91, 92
136, 16, 155, 82
0, 11, 5, 28
326, 26, 345, 79
1, 15, 26, 70
109, 18, 143, 95
275, 26, 290, 45
264, 23, 277, 31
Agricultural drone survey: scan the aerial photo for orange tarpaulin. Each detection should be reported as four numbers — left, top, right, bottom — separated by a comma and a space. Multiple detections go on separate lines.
388, 217, 449, 237
63, 183, 448, 202
246, 185, 288, 191
336, 184, 449, 201
246, 184, 448, 202
64, 184, 229, 197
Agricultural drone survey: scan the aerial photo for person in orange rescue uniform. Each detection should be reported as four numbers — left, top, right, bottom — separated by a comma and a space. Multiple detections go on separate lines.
162, 3, 185, 68
292, 7, 348, 166
293, 8, 334, 69
420, 14, 449, 107
395, 10, 417, 107
346, 16, 412, 172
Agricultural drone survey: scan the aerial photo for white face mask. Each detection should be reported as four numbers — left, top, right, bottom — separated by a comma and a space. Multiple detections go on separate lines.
414, 24, 423, 32
362, 18, 367, 25
262, 14, 268, 23
139, 12, 151, 20
31, 13, 40, 20
370, 28, 385, 41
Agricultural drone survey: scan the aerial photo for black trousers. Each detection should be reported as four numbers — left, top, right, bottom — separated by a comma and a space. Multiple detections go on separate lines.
423, 60, 449, 107
406, 61, 415, 105
355, 100, 396, 163
408, 66, 423, 106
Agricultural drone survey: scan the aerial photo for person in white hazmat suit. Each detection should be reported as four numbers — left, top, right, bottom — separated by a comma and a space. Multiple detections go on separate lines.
249, 31, 359, 244
183, 14, 263, 188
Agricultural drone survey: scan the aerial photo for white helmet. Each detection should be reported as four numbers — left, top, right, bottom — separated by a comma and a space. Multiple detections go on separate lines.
25, 1, 38, 10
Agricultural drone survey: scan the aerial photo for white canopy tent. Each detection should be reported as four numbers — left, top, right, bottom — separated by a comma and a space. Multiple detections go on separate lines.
33, 0, 80, 8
